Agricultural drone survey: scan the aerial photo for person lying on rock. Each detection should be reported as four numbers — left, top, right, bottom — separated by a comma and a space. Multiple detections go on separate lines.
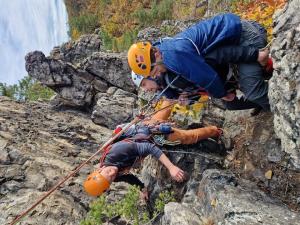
84, 101, 222, 199
117, 98, 222, 145
84, 138, 184, 200
128, 13, 272, 113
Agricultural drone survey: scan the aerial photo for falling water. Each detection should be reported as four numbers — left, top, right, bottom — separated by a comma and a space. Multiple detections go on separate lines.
0, 0, 69, 85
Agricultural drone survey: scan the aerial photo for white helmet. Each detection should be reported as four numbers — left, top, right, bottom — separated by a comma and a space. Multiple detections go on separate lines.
131, 71, 144, 87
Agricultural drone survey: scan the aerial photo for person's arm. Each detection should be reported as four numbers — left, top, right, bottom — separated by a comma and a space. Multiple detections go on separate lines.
205, 46, 270, 66
205, 46, 258, 64
158, 153, 185, 182
169, 51, 227, 98
135, 142, 185, 182
135, 142, 163, 159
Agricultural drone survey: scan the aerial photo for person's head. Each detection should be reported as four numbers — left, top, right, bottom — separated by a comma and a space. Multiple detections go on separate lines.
131, 71, 160, 92
84, 166, 118, 196
128, 42, 167, 78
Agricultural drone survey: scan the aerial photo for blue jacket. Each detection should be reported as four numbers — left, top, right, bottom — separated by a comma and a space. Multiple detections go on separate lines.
154, 13, 242, 98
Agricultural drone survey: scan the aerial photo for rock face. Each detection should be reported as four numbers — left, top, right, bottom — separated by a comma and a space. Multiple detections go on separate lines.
18, 1, 300, 224
81, 52, 135, 92
144, 109, 300, 225
25, 51, 97, 107
92, 87, 137, 129
176, 169, 300, 225
162, 202, 202, 225
0, 96, 112, 224
25, 35, 136, 128
50, 34, 103, 64
137, 20, 196, 43
269, 0, 300, 169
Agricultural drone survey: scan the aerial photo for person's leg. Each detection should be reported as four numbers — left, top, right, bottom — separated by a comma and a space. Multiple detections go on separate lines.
237, 21, 270, 110
143, 100, 173, 125
238, 63, 270, 110
167, 126, 221, 145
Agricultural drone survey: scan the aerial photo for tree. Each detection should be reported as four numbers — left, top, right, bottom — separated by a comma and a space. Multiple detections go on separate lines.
0, 76, 55, 101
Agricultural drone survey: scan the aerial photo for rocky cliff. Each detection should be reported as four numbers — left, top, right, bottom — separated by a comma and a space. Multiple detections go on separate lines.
25, 33, 137, 129
1, 0, 300, 224
0, 96, 111, 224
269, 0, 300, 169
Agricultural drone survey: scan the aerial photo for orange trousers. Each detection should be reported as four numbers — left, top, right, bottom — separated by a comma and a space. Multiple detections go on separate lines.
143, 100, 220, 145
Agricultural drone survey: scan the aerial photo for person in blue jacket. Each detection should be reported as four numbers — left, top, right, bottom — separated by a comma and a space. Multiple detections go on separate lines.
128, 13, 270, 111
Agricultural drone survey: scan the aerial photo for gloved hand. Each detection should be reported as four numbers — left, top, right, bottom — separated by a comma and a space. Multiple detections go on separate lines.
159, 124, 172, 134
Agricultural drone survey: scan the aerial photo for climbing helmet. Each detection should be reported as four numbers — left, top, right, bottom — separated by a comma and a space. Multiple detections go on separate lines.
131, 71, 144, 87
84, 171, 110, 196
128, 41, 152, 77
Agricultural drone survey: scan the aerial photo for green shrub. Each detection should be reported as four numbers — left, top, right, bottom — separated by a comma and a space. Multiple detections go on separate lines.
0, 76, 55, 101
100, 29, 138, 52
81, 187, 175, 225
156, 0, 173, 21
69, 13, 100, 35
133, 0, 174, 27
100, 30, 113, 50
0, 83, 18, 99
112, 30, 138, 52
81, 185, 149, 225
154, 190, 175, 217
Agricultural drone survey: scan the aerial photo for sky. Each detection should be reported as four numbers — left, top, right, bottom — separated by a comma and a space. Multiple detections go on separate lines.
0, 0, 69, 85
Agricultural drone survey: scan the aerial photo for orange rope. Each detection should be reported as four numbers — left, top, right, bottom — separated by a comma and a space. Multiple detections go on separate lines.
9, 117, 140, 225
8, 101, 181, 225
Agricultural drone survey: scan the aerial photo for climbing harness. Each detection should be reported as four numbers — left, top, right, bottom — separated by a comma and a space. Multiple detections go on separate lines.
8, 102, 178, 225
152, 134, 181, 146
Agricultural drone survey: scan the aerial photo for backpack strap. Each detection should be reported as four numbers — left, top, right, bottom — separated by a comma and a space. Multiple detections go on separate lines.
99, 145, 112, 168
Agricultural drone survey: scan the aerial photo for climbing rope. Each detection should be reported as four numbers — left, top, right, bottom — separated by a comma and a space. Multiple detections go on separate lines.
9, 88, 211, 224
8, 100, 180, 225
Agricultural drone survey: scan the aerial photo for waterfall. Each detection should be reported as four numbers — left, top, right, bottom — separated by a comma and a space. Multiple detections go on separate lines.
0, 0, 69, 85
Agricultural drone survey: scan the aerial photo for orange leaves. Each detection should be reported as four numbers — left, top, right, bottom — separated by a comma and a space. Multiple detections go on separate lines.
233, 0, 287, 40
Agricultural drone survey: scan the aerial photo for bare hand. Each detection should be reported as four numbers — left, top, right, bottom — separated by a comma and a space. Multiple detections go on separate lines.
150, 64, 166, 78
221, 92, 236, 102
169, 165, 185, 182
258, 48, 270, 66
140, 188, 149, 201
178, 92, 189, 106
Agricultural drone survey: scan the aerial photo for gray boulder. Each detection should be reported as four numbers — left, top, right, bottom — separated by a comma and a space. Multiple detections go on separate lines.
160, 169, 300, 225
50, 34, 102, 64
92, 87, 138, 129
81, 51, 135, 92
25, 51, 102, 107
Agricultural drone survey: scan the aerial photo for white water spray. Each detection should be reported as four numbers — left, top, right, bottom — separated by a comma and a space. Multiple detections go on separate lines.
0, 0, 69, 85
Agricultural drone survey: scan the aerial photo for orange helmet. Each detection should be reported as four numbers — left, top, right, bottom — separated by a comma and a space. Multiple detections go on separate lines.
128, 42, 152, 77
84, 171, 110, 196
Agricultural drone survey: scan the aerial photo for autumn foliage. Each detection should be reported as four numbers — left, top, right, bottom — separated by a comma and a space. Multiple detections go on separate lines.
233, 0, 287, 40
65, 0, 287, 51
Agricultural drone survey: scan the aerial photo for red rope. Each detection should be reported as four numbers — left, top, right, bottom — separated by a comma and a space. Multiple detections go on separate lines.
9, 117, 140, 225
8, 100, 185, 225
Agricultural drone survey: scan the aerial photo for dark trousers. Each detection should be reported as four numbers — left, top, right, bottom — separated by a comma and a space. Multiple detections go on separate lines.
238, 20, 270, 111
